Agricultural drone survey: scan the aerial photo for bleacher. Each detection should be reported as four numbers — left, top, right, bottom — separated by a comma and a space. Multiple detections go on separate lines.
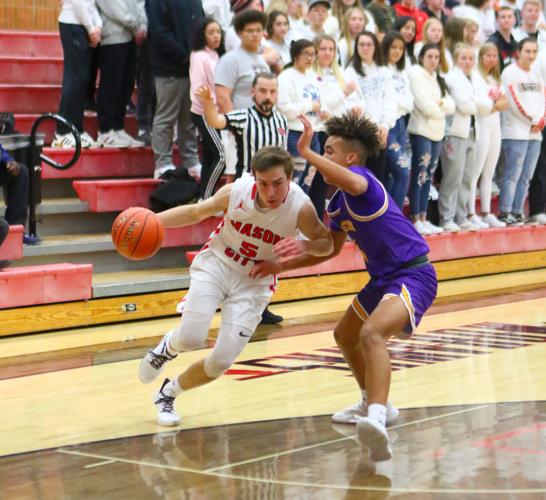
1, 29, 545, 337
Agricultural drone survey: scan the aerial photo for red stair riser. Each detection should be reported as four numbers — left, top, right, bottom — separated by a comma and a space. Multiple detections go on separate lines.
0, 263, 92, 309
0, 225, 24, 260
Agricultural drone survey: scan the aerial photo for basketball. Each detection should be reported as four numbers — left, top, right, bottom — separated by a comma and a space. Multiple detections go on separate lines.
111, 207, 164, 260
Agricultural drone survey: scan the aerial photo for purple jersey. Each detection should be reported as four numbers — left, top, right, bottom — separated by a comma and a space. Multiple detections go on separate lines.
327, 166, 430, 279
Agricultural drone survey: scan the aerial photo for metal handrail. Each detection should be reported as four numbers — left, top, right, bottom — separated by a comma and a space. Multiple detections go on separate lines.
28, 113, 81, 235
30, 112, 81, 169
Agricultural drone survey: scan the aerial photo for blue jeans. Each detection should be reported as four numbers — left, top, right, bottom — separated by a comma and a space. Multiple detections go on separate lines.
500, 139, 541, 215
409, 134, 442, 217
385, 117, 411, 208
287, 130, 320, 190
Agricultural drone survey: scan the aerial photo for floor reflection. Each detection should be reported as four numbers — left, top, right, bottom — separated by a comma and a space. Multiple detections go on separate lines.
0, 402, 544, 498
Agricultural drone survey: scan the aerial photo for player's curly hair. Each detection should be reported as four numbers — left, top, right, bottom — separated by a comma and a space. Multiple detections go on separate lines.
325, 112, 381, 162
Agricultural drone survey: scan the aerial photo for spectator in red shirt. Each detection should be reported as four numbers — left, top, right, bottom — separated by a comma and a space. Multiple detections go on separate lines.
394, 0, 428, 41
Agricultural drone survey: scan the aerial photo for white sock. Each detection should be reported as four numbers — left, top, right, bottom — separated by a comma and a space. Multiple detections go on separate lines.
368, 403, 387, 426
163, 378, 183, 398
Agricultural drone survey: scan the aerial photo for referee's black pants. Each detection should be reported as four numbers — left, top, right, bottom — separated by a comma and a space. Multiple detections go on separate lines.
192, 113, 225, 199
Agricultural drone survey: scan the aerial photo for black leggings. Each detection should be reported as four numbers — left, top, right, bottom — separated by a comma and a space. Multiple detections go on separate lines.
191, 113, 225, 199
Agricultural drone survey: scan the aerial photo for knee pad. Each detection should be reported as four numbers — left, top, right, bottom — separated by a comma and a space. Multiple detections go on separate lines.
203, 323, 253, 378
170, 309, 212, 352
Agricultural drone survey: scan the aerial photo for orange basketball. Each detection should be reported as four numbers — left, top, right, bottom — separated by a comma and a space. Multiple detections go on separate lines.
112, 207, 164, 260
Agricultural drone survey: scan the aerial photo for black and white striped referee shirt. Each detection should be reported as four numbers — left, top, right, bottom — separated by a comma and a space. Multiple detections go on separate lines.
225, 106, 288, 177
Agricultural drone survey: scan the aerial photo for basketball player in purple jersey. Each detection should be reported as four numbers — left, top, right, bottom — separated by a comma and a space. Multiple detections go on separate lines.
266, 112, 438, 461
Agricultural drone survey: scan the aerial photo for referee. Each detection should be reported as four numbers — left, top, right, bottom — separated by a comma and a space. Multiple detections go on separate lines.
197, 72, 288, 181
196, 73, 289, 324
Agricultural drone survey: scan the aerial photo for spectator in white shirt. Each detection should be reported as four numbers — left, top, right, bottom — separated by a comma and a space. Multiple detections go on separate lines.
264, 10, 291, 67
337, 6, 368, 68
291, 0, 329, 41
345, 31, 397, 183
277, 39, 323, 189
414, 17, 452, 74
470, 42, 510, 228
311, 34, 359, 215
513, 0, 546, 51
499, 37, 545, 224
407, 43, 455, 235
381, 31, 414, 208
439, 44, 484, 232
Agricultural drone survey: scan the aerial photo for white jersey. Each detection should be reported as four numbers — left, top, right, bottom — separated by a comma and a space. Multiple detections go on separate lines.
204, 175, 309, 273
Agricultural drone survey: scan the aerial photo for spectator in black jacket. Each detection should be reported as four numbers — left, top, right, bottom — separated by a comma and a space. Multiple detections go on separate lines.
487, 6, 518, 71
147, 0, 204, 179
0, 144, 39, 246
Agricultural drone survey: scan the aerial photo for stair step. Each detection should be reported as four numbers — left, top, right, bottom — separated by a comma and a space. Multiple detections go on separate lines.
23, 233, 113, 257
42, 147, 157, 179
17, 113, 138, 144
0, 56, 63, 84
36, 198, 89, 215
73, 179, 159, 212
0, 225, 24, 260
0, 83, 61, 113
92, 267, 190, 298
0, 30, 62, 58
0, 263, 92, 309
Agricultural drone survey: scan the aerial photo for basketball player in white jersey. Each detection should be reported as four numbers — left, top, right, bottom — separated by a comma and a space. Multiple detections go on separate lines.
139, 146, 333, 426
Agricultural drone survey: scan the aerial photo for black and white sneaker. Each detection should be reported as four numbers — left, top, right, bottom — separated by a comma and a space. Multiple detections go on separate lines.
498, 213, 519, 226
153, 378, 181, 427
139, 331, 178, 384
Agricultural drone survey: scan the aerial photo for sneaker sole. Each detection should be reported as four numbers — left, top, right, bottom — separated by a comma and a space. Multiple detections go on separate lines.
138, 355, 164, 384
357, 419, 392, 462
331, 407, 399, 426
157, 415, 181, 427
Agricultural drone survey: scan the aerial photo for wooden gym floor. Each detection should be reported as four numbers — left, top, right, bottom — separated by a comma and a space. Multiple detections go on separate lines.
1, 285, 546, 498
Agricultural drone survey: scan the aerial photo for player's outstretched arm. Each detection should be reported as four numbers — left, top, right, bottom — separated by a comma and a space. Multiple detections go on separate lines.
296, 114, 367, 196
157, 184, 231, 228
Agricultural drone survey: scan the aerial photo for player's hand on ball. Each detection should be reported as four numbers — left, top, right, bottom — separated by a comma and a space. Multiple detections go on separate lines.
273, 237, 309, 262
249, 260, 282, 279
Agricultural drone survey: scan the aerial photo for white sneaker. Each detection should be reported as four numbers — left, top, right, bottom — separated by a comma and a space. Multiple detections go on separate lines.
468, 214, 489, 229
139, 331, 178, 384
423, 220, 443, 234
98, 129, 131, 148
481, 213, 506, 228
429, 184, 439, 201
332, 399, 399, 426
51, 132, 76, 148
154, 164, 177, 180
80, 131, 101, 148
442, 220, 460, 232
153, 378, 181, 427
115, 129, 145, 148
187, 164, 202, 178
356, 417, 392, 462
458, 220, 480, 231
414, 220, 432, 235
527, 213, 546, 225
